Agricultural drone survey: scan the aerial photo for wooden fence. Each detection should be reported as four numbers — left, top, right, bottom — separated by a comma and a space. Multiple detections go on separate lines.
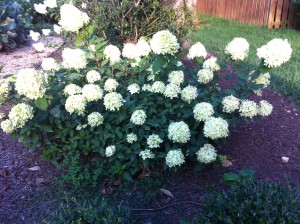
195, 0, 300, 29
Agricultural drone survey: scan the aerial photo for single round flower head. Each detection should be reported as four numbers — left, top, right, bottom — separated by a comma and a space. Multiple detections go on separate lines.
41, 58, 59, 71
59, 4, 90, 32
63, 84, 82, 96
187, 42, 207, 60
239, 100, 258, 118
168, 71, 184, 85
193, 102, 214, 122
82, 84, 103, 102
44, 0, 57, 8
42, 29, 51, 36
29, 30, 40, 41
65, 94, 86, 115
203, 117, 229, 140
136, 39, 151, 57
1, 119, 15, 134
0, 78, 10, 98
257, 38, 292, 68
32, 42, 45, 52
147, 134, 163, 148
168, 121, 191, 143
62, 48, 87, 69
140, 149, 155, 160
130, 110, 147, 125
253, 72, 270, 88
222, 95, 240, 113
8, 103, 34, 129
105, 145, 116, 157
203, 57, 220, 72
104, 44, 121, 65
163, 83, 181, 99
103, 92, 123, 111
34, 3, 47, 14
196, 144, 217, 164
258, 100, 273, 116
142, 84, 153, 92
104, 78, 119, 92
127, 84, 140, 94
166, 149, 185, 168
53, 24, 62, 34
225, 37, 249, 61
150, 30, 180, 55
86, 70, 101, 83
87, 112, 104, 127
197, 68, 214, 84
122, 43, 138, 59
181, 85, 198, 104
127, 133, 138, 143
151, 81, 166, 94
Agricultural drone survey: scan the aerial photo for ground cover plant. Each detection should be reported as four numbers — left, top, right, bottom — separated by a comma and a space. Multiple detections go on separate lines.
0, 3, 293, 187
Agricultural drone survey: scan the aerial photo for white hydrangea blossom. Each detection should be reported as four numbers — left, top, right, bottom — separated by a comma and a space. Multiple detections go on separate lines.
44, 0, 57, 8
42, 29, 51, 36
168, 121, 191, 143
62, 48, 87, 69
65, 94, 86, 115
239, 100, 258, 118
32, 42, 45, 52
258, 100, 273, 116
196, 144, 217, 164
203, 117, 229, 140
127, 84, 140, 94
41, 58, 59, 71
87, 112, 104, 127
225, 38, 249, 61
163, 83, 181, 99
105, 145, 116, 157
104, 78, 119, 92
147, 74, 155, 81
82, 84, 103, 102
0, 78, 10, 98
147, 134, 163, 148
130, 110, 147, 125
166, 149, 185, 168
53, 24, 62, 34
203, 57, 220, 72
187, 42, 207, 60
8, 103, 34, 129
142, 84, 153, 92
29, 30, 40, 41
127, 133, 138, 143
63, 84, 82, 96
86, 70, 101, 83
139, 149, 155, 160
103, 92, 123, 111
1, 120, 15, 134
136, 39, 151, 57
76, 124, 87, 130
168, 71, 184, 85
34, 3, 47, 14
122, 43, 138, 59
222, 95, 240, 113
193, 102, 214, 122
257, 39, 292, 68
15, 68, 47, 100
151, 81, 166, 94
104, 44, 121, 65
150, 30, 180, 55
59, 4, 90, 32
253, 72, 270, 88
197, 69, 214, 84
181, 85, 198, 104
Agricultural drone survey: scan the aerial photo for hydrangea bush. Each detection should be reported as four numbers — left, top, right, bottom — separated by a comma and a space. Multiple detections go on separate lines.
0, 4, 292, 186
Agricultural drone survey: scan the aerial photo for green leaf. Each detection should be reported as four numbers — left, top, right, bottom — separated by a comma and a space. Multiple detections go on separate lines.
122, 172, 132, 181
239, 169, 255, 177
35, 98, 48, 111
152, 57, 167, 74
222, 173, 240, 185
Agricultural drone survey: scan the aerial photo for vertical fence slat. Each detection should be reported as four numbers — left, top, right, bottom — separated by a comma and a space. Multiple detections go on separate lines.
281, 0, 290, 28
274, 0, 284, 28
268, 0, 278, 28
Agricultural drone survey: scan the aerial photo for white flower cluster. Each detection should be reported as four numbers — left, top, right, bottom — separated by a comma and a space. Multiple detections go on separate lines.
203, 57, 220, 72
193, 102, 214, 121
204, 117, 229, 140
103, 92, 124, 111
164, 83, 181, 99
122, 43, 137, 59
127, 133, 138, 143
87, 112, 104, 127
65, 94, 86, 115
82, 84, 103, 102
136, 39, 151, 57
253, 73, 270, 88
181, 85, 198, 104
257, 39, 292, 68
150, 30, 180, 55
225, 38, 249, 61
104, 78, 119, 92
166, 149, 185, 168
222, 95, 240, 113
197, 69, 214, 84
187, 42, 207, 60
44, 0, 57, 8
42, 58, 59, 71
104, 45, 121, 65
86, 70, 101, 83
30, 31, 40, 41
59, 4, 90, 32
64, 84, 82, 96
140, 149, 155, 160
258, 100, 273, 116
168, 71, 184, 86
122, 39, 151, 62
239, 100, 258, 118
15, 68, 47, 100
32, 42, 45, 52
142, 84, 152, 92
127, 84, 140, 94
105, 145, 116, 157
147, 134, 163, 148
62, 48, 87, 69
0, 78, 10, 98
196, 144, 217, 164
168, 121, 191, 143
54, 24, 62, 34
151, 81, 166, 94
34, 3, 47, 14
130, 110, 147, 125
42, 29, 51, 36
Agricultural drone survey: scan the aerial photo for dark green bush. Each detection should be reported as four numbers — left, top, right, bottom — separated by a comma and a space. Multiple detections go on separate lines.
195, 177, 300, 224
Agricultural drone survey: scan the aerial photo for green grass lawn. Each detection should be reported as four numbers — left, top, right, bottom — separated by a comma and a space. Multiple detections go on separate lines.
192, 15, 300, 104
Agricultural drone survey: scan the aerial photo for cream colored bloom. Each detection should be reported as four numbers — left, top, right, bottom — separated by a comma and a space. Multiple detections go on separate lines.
104, 44, 121, 65
203, 117, 229, 140
44, 0, 57, 8
168, 121, 190, 143
164, 83, 181, 99
147, 134, 163, 148
140, 149, 155, 160
150, 30, 180, 55
63, 84, 82, 96
42, 29, 51, 36
34, 3, 47, 14
187, 42, 207, 59
130, 110, 147, 125
168, 71, 184, 85
166, 149, 185, 168
196, 144, 217, 164
82, 84, 103, 102
151, 81, 165, 94
103, 92, 123, 111
193, 102, 214, 121
127, 84, 140, 94
104, 78, 119, 92
197, 69, 214, 84
127, 133, 138, 143
86, 70, 101, 83
203, 57, 220, 72
65, 94, 86, 115
258, 100, 273, 116
136, 39, 151, 57
32, 42, 45, 52
181, 85, 198, 104
62, 48, 87, 69
222, 95, 240, 113
239, 100, 258, 118
105, 145, 116, 157
42, 58, 59, 71
225, 38, 249, 61
87, 112, 104, 127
